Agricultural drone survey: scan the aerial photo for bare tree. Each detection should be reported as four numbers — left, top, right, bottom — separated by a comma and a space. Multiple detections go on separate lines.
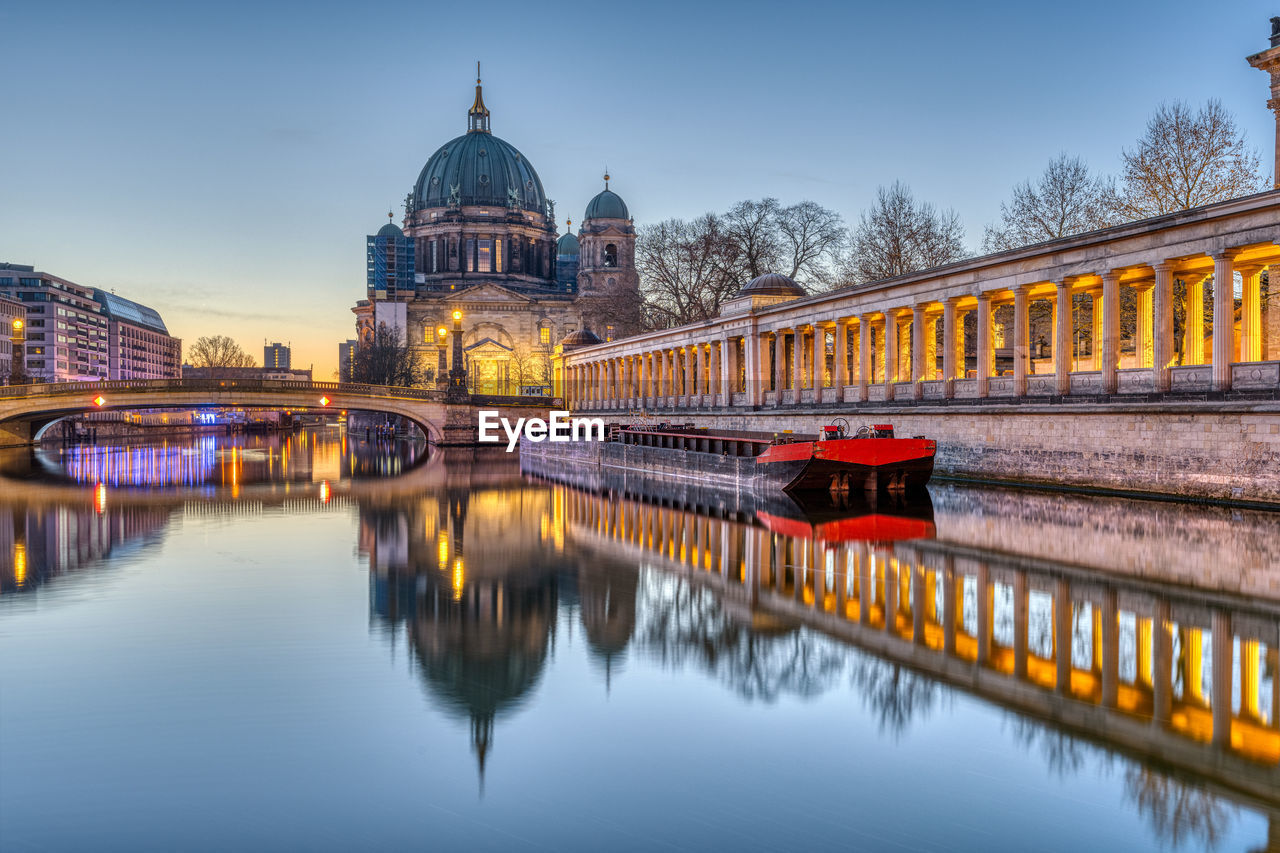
351, 323, 425, 388
850, 182, 967, 283
579, 277, 646, 339
723, 198, 847, 287
187, 335, 256, 368
635, 215, 740, 329
1112, 99, 1269, 220
776, 199, 847, 287
983, 153, 1118, 252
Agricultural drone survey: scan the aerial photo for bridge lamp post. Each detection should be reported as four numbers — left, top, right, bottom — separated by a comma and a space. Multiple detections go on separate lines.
436, 326, 448, 389
447, 309, 469, 401
8, 318, 26, 385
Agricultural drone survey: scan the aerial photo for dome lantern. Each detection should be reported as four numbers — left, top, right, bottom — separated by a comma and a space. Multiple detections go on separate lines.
468, 62, 490, 134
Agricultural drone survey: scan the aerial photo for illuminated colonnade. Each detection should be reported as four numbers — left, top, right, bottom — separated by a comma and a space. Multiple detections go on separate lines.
557, 195, 1280, 410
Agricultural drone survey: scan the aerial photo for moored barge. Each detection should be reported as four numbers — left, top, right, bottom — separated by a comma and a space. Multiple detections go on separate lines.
523, 420, 935, 496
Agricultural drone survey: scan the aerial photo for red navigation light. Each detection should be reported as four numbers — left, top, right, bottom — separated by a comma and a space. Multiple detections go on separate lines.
93, 395, 106, 407
319, 396, 330, 407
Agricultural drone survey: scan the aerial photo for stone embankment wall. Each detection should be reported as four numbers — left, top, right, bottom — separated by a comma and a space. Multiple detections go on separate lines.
626, 402, 1280, 505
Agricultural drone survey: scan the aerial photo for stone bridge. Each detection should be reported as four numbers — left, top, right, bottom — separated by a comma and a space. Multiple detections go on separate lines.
552, 191, 1280, 503
0, 378, 558, 447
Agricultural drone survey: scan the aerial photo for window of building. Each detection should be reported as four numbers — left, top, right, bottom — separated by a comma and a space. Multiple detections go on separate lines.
466, 239, 476, 272
604, 244, 618, 267
494, 239, 502, 272
539, 326, 550, 345
477, 239, 492, 272
605, 325, 615, 342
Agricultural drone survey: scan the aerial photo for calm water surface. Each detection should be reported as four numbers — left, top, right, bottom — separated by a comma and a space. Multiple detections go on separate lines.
1, 429, 1278, 852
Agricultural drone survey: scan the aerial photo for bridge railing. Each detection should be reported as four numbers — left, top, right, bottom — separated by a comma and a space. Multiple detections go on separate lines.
0, 378, 449, 402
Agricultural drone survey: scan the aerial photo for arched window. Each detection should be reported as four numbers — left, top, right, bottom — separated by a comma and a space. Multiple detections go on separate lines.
604, 244, 618, 268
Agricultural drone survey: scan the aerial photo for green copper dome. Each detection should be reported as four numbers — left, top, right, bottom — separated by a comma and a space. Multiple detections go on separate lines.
583, 188, 629, 221
413, 132, 547, 214
376, 222, 405, 238
556, 232, 580, 255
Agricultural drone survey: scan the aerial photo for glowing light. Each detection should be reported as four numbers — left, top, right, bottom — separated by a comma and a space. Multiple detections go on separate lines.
11, 318, 22, 331
437, 326, 447, 338
452, 556, 465, 601
13, 543, 26, 587
319, 396, 330, 407
437, 532, 449, 571
95, 483, 107, 514
452, 310, 462, 321
93, 395, 106, 407
319, 480, 331, 504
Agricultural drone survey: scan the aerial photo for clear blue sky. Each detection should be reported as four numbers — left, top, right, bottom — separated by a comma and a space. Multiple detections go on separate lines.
3, 0, 1276, 376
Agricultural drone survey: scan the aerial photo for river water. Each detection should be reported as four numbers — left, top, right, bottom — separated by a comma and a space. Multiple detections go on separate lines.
1, 429, 1277, 852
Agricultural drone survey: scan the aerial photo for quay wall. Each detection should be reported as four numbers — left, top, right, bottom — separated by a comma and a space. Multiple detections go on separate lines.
576, 401, 1280, 505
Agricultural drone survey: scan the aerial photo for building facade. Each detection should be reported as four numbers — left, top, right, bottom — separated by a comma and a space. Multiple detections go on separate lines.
264, 342, 291, 369
0, 264, 109, 382
353, 75, 641, 395
0, 295, 25, 381
0, 264, 178, 383
92, 289, 182, 380
338, 340, 357, 382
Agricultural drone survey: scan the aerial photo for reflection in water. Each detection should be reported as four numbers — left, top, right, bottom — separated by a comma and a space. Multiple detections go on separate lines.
3, 436, 1280, 850
26, 429, 426, 489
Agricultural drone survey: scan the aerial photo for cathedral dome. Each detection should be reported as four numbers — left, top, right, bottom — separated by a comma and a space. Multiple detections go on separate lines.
556, 231, 580, 255
738, 272, 806, 297
413, 131, 548, 214
584, 188, 629, 221
376, 222, 404, 238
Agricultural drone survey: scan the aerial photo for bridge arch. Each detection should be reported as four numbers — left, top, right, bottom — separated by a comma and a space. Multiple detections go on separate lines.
0, 379, 451, 447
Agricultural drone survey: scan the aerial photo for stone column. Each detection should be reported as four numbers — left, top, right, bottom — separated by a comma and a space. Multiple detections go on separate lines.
1089, 289, 1103, 371
774, 331, 786, 402
793, 327, 807, 396
1135, 284, 1154, 369
1152, 601, 1172, 728
833, 320, 848, 395
977, 293, 993, 398
812, 324, 825, 394
858, 315, 871, 402
884, 312, 898, 401
942, 298, 958, 398
745, 332, 761, 407
1153, 263, 1174, 392
1055, 281, 1072, 395
1184, 273, 1208, 365
717, 338, 729, 404
912, 304, 926, 399
1101, 590, 1119, 709
1055, 580, 1072, 694
1239, 264, 1265, 363
1211, 610, 1233, 747
1101, 271, 1120, 394
1013, 285, 1030, 396
1212, 250, 1239, 391
687, 345, 699, 401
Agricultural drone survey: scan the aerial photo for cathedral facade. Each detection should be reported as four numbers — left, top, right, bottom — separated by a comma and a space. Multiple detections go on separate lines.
354, 73, 639, 394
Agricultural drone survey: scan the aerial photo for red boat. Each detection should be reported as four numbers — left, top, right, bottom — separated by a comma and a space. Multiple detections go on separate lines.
613, 420, 936, 495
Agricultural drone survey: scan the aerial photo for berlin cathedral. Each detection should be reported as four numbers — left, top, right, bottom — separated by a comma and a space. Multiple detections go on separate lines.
353, 71, 640, 394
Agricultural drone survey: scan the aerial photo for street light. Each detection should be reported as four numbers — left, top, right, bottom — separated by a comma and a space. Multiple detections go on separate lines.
8, 317, 26, 385
436, 326, 448, 389
447, 309, 468, 400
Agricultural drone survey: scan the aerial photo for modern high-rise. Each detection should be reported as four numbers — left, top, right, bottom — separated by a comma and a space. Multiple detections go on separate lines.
0, 264, 109, 382
264, 341, 291, 369
91, 289, 182, 380
338, 340, 357, 382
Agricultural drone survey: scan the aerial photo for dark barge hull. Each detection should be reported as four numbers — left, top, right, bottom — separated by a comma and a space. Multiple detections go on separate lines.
520, 425, 936, 495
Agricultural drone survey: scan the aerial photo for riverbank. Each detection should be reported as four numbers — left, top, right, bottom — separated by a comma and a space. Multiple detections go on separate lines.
566, 400, 1280, 506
